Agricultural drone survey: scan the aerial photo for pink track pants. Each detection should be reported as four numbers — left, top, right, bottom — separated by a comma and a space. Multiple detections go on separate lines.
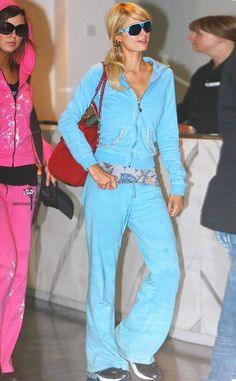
0, 183, 37, 373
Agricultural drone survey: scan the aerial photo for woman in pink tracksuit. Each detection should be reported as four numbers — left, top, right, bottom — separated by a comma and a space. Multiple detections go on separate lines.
0, 1, 53, 378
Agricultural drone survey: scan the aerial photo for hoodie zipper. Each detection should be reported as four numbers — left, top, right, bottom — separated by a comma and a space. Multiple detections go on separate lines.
124, 63, 167, 166
128, 95, 143, 167
0, 70, 18, 166
10, 85, 18, 167
137, 97, 142, 113
12, 96, 18, 167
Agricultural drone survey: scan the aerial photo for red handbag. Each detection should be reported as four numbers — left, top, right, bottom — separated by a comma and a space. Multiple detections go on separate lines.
48, 69, 107, 186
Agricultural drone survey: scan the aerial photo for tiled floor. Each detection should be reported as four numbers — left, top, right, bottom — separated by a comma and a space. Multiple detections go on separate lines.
12, 297, 212, 381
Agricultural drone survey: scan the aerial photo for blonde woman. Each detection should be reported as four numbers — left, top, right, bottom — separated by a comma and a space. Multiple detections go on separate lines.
59, 3, 186, 381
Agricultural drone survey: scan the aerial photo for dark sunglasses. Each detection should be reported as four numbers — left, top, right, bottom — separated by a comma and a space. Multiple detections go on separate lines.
0, 22, 28, 37
119, 20, 152, 36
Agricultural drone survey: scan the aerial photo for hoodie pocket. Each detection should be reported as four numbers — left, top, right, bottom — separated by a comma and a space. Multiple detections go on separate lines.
147, 129, 157, 153
99, 128, 125, 147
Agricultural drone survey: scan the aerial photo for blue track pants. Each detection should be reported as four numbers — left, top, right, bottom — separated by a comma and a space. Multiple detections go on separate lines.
82, 175, 180, 372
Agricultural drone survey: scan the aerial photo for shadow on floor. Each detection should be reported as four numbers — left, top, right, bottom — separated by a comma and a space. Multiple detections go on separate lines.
12, 297, 211, 381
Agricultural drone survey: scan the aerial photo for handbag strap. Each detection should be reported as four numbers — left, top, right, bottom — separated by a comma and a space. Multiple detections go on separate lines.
91, 64, 107, 121
97, 72, 107, 120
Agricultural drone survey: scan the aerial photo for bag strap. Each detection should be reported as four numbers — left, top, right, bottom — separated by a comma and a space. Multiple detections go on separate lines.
97, 71, 107, 120
91, 64, 107, 120
92, 65, 107, 102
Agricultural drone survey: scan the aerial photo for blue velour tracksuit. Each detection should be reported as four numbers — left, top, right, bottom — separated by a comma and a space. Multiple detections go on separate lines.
59, 58, 186, 372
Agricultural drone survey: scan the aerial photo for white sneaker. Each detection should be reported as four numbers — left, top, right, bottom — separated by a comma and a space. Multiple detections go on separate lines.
130, 362, 162, 380
88, 368, 130, 381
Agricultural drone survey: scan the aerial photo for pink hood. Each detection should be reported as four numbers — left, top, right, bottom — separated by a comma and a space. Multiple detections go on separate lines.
0, 0, 36, 83
0, 0, 52, 166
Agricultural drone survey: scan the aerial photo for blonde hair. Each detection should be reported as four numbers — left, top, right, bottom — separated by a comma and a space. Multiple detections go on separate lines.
189, 16, 236, 42
104, 2, 151, 90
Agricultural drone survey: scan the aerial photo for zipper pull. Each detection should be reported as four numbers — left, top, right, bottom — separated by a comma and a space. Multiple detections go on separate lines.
23, 187, 36, 210
137, 97, 142, 112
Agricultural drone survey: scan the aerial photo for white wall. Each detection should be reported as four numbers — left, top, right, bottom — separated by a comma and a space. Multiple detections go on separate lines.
57, 0, 114, 115
17, 0, 114, 119
17, 0, 56, 119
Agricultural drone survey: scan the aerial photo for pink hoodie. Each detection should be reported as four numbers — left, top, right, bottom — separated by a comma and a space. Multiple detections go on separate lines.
0, 0, 52, 166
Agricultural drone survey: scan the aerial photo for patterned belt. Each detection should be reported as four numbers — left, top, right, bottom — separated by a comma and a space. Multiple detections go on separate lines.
99, 162, 159, 186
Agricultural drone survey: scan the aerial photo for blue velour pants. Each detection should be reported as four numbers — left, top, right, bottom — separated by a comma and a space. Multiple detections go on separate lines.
82, 175, 180, 372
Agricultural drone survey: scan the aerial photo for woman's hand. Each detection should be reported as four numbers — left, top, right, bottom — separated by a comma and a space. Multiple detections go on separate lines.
88, 163, 117, 190
44, 161, 57, 186
168, 194, 184, 217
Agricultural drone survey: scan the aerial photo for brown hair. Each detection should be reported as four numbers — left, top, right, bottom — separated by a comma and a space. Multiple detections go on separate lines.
104, 2, 151, 90
189, 16, 236, 43
0, 6, 29, 70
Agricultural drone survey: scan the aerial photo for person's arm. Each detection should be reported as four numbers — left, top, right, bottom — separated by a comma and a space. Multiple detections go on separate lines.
41, 139, 55, 185
59, 64, 116, 189
177, 86, 197, 135
177, 94, 189, 124
177, 71, 198, 125
156, 69, 186, 215
177, 74, 195, 124
218, 49, 236, 136
58, 64, 103, 171
42, 138, 53, 161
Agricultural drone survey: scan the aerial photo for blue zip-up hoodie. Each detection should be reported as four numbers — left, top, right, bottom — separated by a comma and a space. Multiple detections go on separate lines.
59, 58, 186, 195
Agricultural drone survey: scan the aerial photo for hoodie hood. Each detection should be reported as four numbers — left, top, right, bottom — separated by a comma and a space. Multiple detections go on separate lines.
0, 0, 35, 83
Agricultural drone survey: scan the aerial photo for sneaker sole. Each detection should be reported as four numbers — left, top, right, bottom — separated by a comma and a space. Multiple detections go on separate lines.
87, 369, 130, 381
87, 374, 99, 381
97, 375, 130, 381
131, 362, 160, 380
